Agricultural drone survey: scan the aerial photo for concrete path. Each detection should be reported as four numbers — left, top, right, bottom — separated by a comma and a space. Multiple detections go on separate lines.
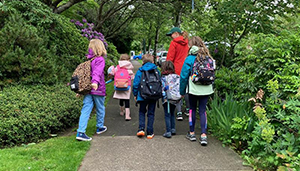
79, 60, 252, 171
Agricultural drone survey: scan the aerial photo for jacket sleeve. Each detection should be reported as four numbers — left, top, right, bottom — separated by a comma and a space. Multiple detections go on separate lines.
91, 57, 105, 85
132, 69, 141, 96
180, 56, 192, 95
166, 41, 176, 62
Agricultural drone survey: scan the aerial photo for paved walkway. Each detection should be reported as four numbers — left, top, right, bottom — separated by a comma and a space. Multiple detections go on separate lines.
79, 60, 252, 171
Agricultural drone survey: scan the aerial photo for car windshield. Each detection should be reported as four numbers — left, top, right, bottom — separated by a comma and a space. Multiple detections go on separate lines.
162, 52, 167, 57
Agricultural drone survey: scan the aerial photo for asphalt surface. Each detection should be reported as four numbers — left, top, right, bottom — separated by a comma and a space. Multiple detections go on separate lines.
78, 60, 252, 171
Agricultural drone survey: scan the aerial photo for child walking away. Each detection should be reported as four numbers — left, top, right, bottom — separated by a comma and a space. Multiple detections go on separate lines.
180, 36, 215, 146
161, 61, 181, 138
76, 39, 107, 141
113, 54, 134, 121
132, 54, 162, 139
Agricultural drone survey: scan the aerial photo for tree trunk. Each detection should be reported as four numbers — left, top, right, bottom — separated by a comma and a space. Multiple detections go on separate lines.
173, 1, 183, 27
53, 0, 85, 14
221, 25, 227, 67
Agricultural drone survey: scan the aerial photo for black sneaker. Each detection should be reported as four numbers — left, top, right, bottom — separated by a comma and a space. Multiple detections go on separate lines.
186, 132, 196, 141
176, 112, 183, 121
185, 108, 189, 116
199, 136, 208, 146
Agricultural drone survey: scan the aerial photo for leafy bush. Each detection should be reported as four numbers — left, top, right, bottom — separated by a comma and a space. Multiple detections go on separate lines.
0, 0, 88, 86
214, 67, 257, 101
0, 84, 82, 147
207, 93, 254, 149
233, 31, 300, 99
209, 88, 300, 170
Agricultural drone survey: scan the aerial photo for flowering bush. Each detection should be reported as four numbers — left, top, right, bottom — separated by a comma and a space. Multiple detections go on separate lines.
71, 19, 108, 48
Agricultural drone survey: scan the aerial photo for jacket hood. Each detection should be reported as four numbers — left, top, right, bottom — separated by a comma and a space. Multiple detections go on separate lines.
118, 60, 133, 69
139, 62, 157, 71
189, 45, 199, 55
86, 48, 95, 59
173, 36, 188, 46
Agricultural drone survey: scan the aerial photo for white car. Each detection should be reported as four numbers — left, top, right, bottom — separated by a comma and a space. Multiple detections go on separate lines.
157, 51, 168, 66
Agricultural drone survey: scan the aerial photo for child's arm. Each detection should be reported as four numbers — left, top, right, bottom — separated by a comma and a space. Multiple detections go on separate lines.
91, 57, 105, 87
180, 57, 192, 95
128, 69, 134, 80
132, 69, 141, 97
166, 42, 176, 62
161, 76, 167, 99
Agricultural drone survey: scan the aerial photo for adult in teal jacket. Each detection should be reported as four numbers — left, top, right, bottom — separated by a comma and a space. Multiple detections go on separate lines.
132, 54, 161, 139
180, 36, 214, 146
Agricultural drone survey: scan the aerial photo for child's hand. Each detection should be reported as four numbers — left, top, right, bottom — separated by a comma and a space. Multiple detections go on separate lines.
164, 85, 169, 91
134, 96, 137, 102
91, 83, 98, 90
76, 94, 81, 98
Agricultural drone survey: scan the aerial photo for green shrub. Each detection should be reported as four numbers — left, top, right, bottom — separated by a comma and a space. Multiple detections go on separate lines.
214, 67, 257, 101
207, 93, 254, 147
233, 31, 300, 99
0, 84, 82, 147
0, 0, 88, 86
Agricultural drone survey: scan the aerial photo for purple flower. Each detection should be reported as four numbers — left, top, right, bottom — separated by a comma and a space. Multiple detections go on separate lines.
71, 18, 108, 46
75, 21, 81, 25
214, 48, 218, 54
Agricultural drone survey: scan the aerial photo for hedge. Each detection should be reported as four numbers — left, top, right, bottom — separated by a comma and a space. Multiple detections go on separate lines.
0, 84, 82, 147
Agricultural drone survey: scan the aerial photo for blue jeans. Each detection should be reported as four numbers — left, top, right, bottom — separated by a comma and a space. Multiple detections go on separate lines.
77, 94, 105, 133
163, 102, 176, 133
138, 100, 156, 135
188, 94, 209, 134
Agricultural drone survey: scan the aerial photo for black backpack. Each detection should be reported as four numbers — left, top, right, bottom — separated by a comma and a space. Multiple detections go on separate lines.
140, 69, 162, 100
190, 56, 215, 85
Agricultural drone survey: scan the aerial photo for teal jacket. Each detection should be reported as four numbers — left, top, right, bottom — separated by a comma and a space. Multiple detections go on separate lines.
132, 62, 161, 101
180, 54, 214, 96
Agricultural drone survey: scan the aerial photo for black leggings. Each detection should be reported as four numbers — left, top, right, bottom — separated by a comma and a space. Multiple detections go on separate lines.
119, 99, 130, 108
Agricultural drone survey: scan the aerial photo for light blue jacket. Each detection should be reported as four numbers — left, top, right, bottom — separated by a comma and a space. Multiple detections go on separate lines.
132, 62, 161, 101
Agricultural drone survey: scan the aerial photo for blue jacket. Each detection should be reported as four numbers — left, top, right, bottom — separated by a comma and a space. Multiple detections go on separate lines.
132, 62, 160, 102
180, 54, 195, 95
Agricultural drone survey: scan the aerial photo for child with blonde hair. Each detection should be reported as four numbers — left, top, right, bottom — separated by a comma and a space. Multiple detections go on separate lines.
113, 54, 134, 121
76, 39, 107, 141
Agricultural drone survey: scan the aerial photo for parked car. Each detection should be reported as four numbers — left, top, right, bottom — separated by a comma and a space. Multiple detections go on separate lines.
130, 51, 135, 60
156, 52, 162, 63
157, 51, 168, 66
133, 53, 143, 60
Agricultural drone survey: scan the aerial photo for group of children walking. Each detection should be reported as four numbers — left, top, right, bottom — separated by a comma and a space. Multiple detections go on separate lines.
75, 29, 214, 146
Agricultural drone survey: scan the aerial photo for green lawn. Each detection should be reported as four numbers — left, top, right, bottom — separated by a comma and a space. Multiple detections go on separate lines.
0, 83, 114, 171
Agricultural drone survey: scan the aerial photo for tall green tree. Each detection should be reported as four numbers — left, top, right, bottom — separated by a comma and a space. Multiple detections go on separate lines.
210, 0, 299, 59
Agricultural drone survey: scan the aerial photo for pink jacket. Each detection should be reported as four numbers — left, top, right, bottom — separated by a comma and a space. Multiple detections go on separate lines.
113, 61, 134, 100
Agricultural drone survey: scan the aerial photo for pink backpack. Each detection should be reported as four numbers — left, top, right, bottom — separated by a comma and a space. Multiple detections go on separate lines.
114, 65, 131, 91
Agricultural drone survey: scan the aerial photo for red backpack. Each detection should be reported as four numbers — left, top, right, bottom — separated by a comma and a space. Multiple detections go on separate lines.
114, 65, 131, 91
